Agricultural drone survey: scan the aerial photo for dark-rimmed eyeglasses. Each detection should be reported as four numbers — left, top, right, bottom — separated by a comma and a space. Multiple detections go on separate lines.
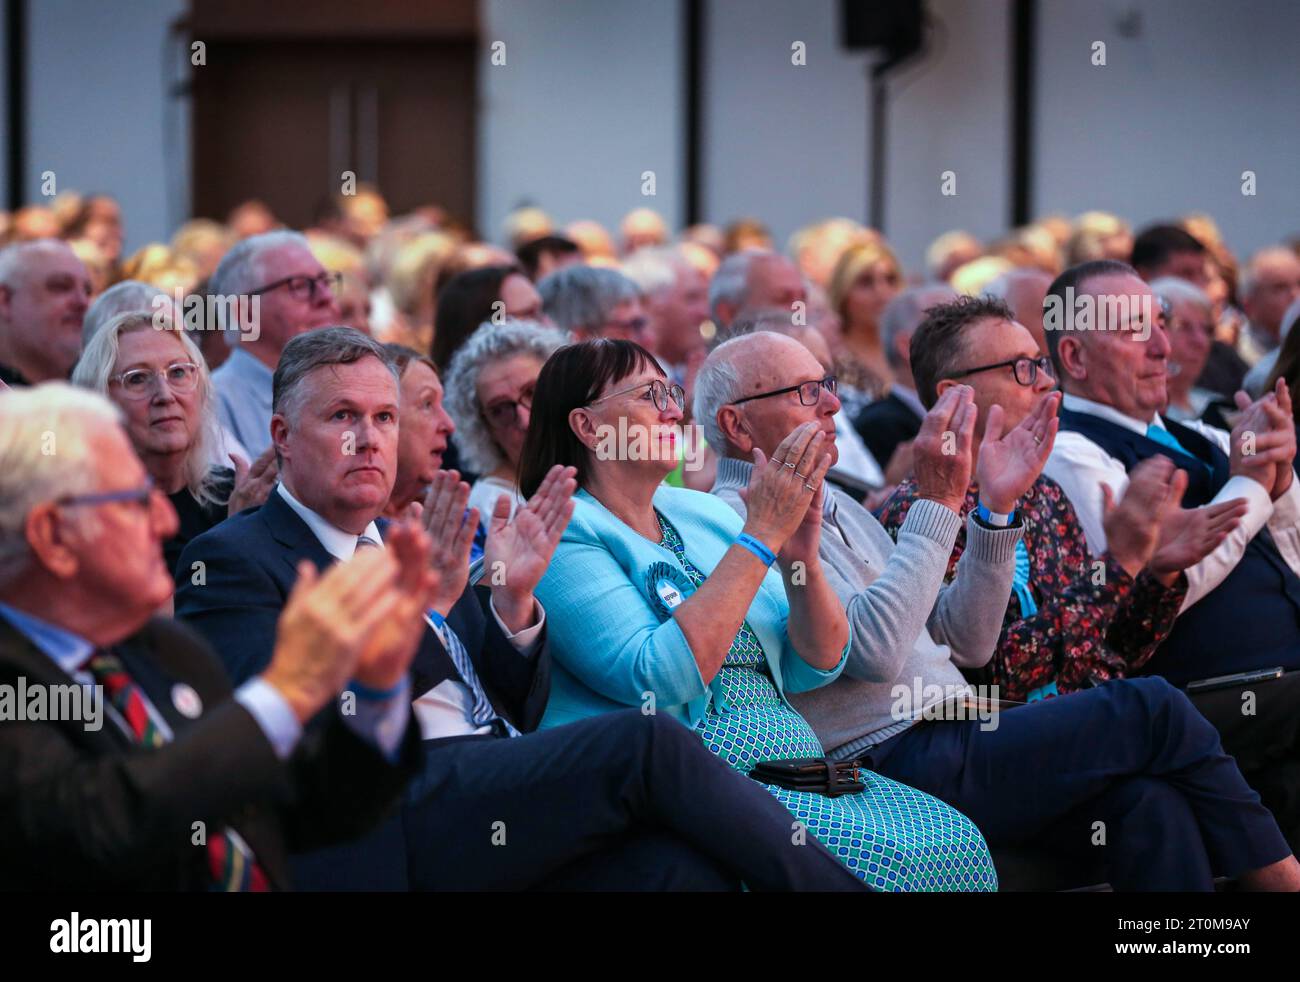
947, 356, 1053, 387
248, 271, 341, 302
588, 378, 685, 413
483, 384, 537, 429
109, 362, 199, 400
56, 477, 157, 512
730, 375, 837, 408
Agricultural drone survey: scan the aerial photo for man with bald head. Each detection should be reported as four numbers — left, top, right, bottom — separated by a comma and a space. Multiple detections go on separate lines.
708, 250, 807, 331
985, 268, 1053, 355
0, 240, 92, 386
696, 330, 1300, 890
854, 284, 957, 473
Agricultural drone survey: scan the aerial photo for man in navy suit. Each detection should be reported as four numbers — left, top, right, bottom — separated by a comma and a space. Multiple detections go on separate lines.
176, 327, 865, 891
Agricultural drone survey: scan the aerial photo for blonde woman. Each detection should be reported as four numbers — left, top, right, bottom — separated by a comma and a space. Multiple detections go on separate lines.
72, 312, 276, 575
827, 239, 904, 413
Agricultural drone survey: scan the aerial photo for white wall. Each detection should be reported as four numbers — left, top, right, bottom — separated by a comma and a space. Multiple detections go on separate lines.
1034, 0, 1300, 258
478, 0, 684, 247
702, 0, 1012, 273
8, 0, 1297, 267
24, 0, 187, 250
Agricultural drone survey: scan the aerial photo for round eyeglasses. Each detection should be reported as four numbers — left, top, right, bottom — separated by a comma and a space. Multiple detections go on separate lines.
483, 385, 536, 429
109, 362, 200, 400
588, 378, 686, 413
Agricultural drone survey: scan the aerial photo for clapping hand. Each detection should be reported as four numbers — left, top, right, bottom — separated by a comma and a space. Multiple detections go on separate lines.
739, 422, 833, 564
482, 465, 577, 632
1102, 456, 1183, 578
228, 447, 278, 516
975, 392, 1061, 513
266, 547, 408, 723
409, 470, 478, 618
1230, 378, 1296, 500
1149, 493, 1248, 585
911, 385, 976, 514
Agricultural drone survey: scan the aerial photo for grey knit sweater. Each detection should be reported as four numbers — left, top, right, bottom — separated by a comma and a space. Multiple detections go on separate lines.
712, 456, 1021, 758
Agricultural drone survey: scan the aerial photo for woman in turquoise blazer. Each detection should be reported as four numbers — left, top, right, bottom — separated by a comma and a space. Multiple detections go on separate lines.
522, 339, 996, 891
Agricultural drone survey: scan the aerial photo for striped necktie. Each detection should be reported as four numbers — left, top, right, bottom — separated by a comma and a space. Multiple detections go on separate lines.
86, 651, 270, 891
427, 614, 520, 738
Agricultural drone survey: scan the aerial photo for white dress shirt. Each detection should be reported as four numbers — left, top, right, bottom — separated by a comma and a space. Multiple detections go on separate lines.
275, 483, 545, 740
1043, 393, 1300, 611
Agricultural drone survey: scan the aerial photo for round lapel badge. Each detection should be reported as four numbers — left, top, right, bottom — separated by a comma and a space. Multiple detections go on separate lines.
171, 683, 203, 719
645, 561, 694, 621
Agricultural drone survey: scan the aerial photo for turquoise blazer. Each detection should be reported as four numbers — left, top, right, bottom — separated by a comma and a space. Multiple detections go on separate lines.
535, 485, 848, 730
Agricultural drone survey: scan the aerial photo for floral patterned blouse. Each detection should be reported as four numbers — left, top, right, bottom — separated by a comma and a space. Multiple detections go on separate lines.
875, 475, 1188, 701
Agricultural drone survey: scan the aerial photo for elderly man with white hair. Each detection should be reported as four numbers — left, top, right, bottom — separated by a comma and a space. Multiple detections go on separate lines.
208, 230, 341, 457
696, 329, 1300, 891
0, 382, 423, 890
537, 264, 652, 348
0, 239, 92, 386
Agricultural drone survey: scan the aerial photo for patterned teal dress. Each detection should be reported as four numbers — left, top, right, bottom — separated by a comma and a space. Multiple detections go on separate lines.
657, 514, 997, 891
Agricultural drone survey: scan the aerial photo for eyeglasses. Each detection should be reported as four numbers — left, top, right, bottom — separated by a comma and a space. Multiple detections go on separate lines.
948, 356, 1053, 387
56, 477, 157, 512
249, 270, 342, 302
483, 384, 536, 429
730, 375, 838, 407
588, 378, 686, 413
109, 362, 200, 400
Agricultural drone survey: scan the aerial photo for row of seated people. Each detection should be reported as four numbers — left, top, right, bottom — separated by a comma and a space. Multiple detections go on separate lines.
2, 260, 1300, 890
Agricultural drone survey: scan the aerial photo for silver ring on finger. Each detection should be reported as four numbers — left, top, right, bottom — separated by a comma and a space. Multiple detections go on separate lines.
804, 482, 817, 492
783, 461, 797, 470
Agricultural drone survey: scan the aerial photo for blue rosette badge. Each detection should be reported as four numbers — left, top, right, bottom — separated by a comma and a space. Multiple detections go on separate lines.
645, 561, 695, 621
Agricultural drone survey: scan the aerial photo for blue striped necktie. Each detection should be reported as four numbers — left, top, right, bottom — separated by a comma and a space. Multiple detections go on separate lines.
428, 614, 520, 738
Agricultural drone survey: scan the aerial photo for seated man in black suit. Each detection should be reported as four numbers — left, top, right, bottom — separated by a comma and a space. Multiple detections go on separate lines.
0, 382, 427, 890
176, 327, 864, 891
854, 285, 955, 480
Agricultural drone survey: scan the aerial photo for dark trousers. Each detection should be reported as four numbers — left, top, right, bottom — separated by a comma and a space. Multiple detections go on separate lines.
863, 677, 1290, 891
1189, 670, 1300, 854
400, 710, 866, 891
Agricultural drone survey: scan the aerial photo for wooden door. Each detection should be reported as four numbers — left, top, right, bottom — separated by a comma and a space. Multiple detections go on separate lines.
190, 8, 477, 228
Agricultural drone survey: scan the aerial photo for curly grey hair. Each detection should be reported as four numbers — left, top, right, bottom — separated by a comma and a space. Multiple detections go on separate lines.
444, 319, 569, 473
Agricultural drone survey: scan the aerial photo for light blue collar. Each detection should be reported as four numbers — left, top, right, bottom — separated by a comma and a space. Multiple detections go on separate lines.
0, 602, 95, 675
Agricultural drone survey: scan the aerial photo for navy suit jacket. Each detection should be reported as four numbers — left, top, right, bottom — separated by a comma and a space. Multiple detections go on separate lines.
173, 490, 550, 735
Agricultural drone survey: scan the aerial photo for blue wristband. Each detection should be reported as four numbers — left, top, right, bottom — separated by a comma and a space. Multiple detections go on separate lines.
346, 678, 405, 702
975, 501, 1016, 527
736, 532, 776, 566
